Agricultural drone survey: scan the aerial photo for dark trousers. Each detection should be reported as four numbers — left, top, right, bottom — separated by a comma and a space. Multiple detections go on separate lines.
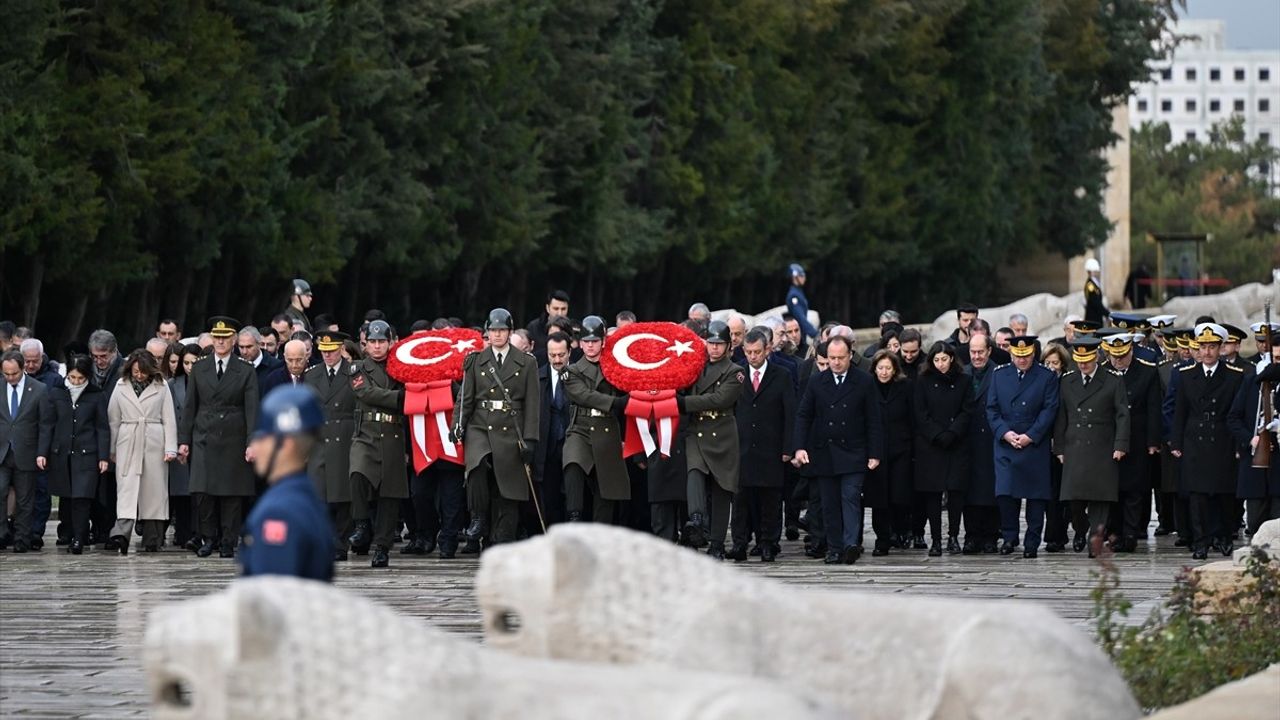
920, 491, 944, 543
687, 469, 733, 549
1155, 490, 1178, 531
819, 472, 866, 550
730, 486, 781, 550
424, 462, 465, 548
998, 496, 1046, 549
565, 464, 618, 524
467, 460, 520, 544
782, 467, 801, 534
1116, 490, 1147, 542
963, 505, 1000, 544
1188, 491, 1227, 550
890, 503, 914, 540
32, 471, 50, 538
1175, 494, 1193, 542
1246, 498, 1279, 535
195, 493, 244, 548
329, 501, 351, 550
69, 497, 93, 544
171, 496, 194, 547
806, 476, 825, 546
0, 457, 36, 544
1070, 500, 1110, 544
409, 470, 441, 544
946, 490, 965, 538
352, 472, 402, 550
140, 519, 165, 549
856, 506, 893, 550
650, 502, 680, 542
540, 450, 567, 526
911, 492, 927, 537
91, 472, 117, 540
1045, 495, 1071, 545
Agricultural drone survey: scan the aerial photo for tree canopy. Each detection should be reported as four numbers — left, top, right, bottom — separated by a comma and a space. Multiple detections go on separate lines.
1, 0, 1179, 349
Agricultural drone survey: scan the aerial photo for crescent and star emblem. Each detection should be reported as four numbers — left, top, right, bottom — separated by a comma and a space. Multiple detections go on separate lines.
395, 336, 476, 366
612, 333, 695, 371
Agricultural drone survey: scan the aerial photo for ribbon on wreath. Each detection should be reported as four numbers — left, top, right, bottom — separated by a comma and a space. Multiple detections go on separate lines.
622, 389, 681, 459
403, 380, 462, 472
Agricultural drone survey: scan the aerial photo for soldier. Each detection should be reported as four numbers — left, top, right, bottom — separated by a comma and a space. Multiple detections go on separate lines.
562, 316, 630, 524
784, 264, 818, 340
679, 321, 744, 559
240, 386, 334, 582
1055, 338, 1129, 558
284, 278, 313, 333
1110, 312, 1162, 364
987, 336, 1060, 559
347, 320, 408, 568
1220, 324, 1252, 371
303, 331, 356, 561
1247, 322, 1279, 366
1161, 327, 1199, 547
458, 309, 540, 549
1100, 332, 1162, 551
1171, 323, 1246, 560
1228, 339, 1280, 534
178, 316, 259, 559
1083, 258, 1107, 325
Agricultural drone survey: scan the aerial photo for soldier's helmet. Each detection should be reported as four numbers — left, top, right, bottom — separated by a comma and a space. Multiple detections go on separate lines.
788, 263, 805, 278
579, 315, 606, 342
254, 386, 324, 439
704, 320, 731, 345
365, 320, 393, 341
485, 308, 515, 331
292, 278, 312, 295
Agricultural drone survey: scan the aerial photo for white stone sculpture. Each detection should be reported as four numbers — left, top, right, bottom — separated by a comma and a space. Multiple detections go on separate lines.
144, 576, 840, 720
476, 525, 1141, 720
1233, 518, 1280, 565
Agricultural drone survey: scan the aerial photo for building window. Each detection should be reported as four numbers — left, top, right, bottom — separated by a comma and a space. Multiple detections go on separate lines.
1234, 99, 1246, 112
1161, 99, 1173, 113
1186, 99, 1197, 112
1209, 99, 1221, 112
1186, 130, 1196, 142
1160, 67, 1173, 81
1185, 67, 1197, 81
1210, 67, 1221, 81
1262, 132, 1272, 144
1262, 99, 1272, 112
1137, 99, 1148, 112
1262, 68, 1272, 81
1234, 67, 1246, 81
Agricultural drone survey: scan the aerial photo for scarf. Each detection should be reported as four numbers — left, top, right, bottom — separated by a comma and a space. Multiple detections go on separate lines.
66, 379, 88, 406
131, 378, 149, 397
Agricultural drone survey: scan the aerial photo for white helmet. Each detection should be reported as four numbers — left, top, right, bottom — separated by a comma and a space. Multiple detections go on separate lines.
1084, 258, 1101, 273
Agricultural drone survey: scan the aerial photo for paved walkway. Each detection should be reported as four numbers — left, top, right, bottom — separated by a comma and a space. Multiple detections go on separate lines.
0, 526, 1210, 718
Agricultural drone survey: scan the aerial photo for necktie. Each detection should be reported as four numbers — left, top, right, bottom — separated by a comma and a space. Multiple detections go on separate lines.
1018, 371, 1025, 382
9, 385, 17, 418
496, 352, 504, 367
217, 359, 225, 380
752, 369, 761, 392
329, 367, 336, 385
1083, 374, 1090, 388
836, 374, 844, 386
554, 376, 564, 406
1205, 369, 1213, 380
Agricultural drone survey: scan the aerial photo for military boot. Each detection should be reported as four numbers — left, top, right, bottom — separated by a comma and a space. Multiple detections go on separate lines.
348, 520, 372, 555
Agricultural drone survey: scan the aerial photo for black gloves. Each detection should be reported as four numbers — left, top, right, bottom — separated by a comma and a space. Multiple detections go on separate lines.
676, 395, 686, 413
397, 388, 407, 409
612, 396, 629, 413
521, 441, 537, 466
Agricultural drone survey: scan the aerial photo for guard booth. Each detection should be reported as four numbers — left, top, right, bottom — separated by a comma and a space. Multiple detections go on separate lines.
1145, 232, 1230, 303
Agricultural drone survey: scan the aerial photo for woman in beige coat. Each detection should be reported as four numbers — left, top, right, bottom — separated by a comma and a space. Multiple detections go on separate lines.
108, 350, 177, 554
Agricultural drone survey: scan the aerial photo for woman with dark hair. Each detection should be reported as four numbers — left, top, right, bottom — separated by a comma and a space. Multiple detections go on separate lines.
1040, 342, 1072, 552
869, 350, 913, 553
877, 331, 902, 355
913, 341, 974, 556
160, 342, 184, 380
47, 356, 111, 554
166, 343, 202, 549
107, 350, 177, 554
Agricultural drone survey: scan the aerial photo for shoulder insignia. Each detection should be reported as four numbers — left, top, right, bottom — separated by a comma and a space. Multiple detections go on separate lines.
1136, 358, 1156, 367
194, 355, 210, 363
305, 364, 322, 373
790, 297, 799, 304
559, 369, 570, 382
1179, 364, 1197, 372
993, 363, 1012, 372
1224, 363, 1244, 373
735, 370, 745, 383
351, 373, 365, 390
262, 519, 288, 545
348, 363, 360, 376
1061, 370, 1077, 378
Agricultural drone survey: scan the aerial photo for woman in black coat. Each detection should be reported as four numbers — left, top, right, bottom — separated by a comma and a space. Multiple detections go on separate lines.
164, 343, 200, 549
47, 356, 111, 554
870, 350, 914, 554
913, 342, 974, 556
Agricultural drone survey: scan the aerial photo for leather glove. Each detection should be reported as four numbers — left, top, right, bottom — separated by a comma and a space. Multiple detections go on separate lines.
612, 395, 629, 413
397, 388, 407, 410
521, 441, 537, 466
448, 427, 464, 444
676, 395, 686, 414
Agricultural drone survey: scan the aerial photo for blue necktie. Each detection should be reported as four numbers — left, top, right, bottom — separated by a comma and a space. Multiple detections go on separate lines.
9, 385, 17, 418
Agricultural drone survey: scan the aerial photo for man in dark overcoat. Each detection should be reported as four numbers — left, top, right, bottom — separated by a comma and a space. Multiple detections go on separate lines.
562, 316, 630, 524
304, 331, 355, 560
1101, 332, 1162, 551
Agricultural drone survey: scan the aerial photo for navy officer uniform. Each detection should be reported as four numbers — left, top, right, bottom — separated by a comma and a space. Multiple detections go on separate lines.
240, 386, 334, 582
986, 336, 1060, 557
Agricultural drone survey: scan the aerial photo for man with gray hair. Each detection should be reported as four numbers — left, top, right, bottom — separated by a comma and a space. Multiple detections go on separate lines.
878, 310, 902, 328
145, 338, 169, 364
1009, 313, 1029, 337
727, 314, 748, 364
237, 326, 281, 393
87, 329, 124, 547
687, 303, 711, 329
21, 339, 61, 388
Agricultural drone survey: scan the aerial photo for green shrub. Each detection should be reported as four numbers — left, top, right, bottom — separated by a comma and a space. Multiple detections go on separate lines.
1091, 550, 1280, 712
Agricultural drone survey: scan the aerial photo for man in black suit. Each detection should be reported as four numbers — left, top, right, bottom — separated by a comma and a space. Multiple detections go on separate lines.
237, 327, 282, 395
793, 336, 885, 565
0, 351, 54, 551
729, 330, 796, 562
533, 332, 573, 528
260, 340, 309, 397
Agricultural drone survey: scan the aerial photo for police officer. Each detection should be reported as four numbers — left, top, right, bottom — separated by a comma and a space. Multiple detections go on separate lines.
240, 386, 334, 581
347, 319, 408, 568
1171, 323, 1246, 560
303, 331, 356, 561
680, 320, 744, 559
562, 315, 630, 524
1100, 331, 1162, 551
1083, 258, 1107, 325
284, 279, 313, 333
458, 309, 540, 548
785, 264, 818, 340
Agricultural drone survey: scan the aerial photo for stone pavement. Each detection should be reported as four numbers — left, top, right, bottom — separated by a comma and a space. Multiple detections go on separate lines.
0, 525, 1207, 718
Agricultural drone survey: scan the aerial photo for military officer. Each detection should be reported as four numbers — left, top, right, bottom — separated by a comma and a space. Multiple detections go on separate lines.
1055, 338, 1129, 558
1220, 324, 1252, 372
240, 386, 334, 582
178, 316, 260, 558
1247, 322, 1279, 366
1110, 312, 1162, 364
347, 320, 408, 568
303, 331, 356, 560
561, 315, 630, 524
784, 264, 818, 340
458, 308, 540, 548
1171, 323, 1246, 560
986, 336, 1059, 558
1083, 258, 1107, 325
680, 320, 744, 559
283, 278, 313, 333
1101, 332, 1163, 551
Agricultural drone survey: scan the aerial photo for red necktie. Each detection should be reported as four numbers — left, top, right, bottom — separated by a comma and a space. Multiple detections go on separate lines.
752, 369, 761, 392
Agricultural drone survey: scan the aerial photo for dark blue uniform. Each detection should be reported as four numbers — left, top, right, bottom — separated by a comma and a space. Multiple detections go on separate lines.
240, 471, 334, 581
785, 286, 818, 339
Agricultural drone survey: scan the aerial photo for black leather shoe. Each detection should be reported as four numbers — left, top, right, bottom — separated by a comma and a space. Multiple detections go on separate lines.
928, 544, 942, 557
1045, 542, 1065, 553
760, 545, 777, 562
371, 547, 390, 568
30, 536, 43, 550
183, 537, 201, 552
804, 543, 827, 559
1173, 536, 1190, 547
422, 539, 437, 555
749, 544, 762, 557
1072, 535, 1087, 553
334, 549, 349, 561
912, 535, 928, 550
1000, 541, 1017, 555
1153, 525, 1172, 536
400, 538, 427, 555
1217, 539, 1234, 557
681, 514, 707, 548
438, 543, 457, 559
103, 536, 119, 551
462, 518, 484, 539
144, 545, 159, 553
785, 525, 800, 541
460, 537, 482, 554
70, 539, 84, 555
56, 536, 72, 547
196, 541, 215, 558
842, 546, 862, 565
706, 545, 726, 561
946, 537, 962, 555
823, 551, 842, 565
111, 534, 129, 556
872, 545, 889, 557
13, 541, 29, 554
1191, 547, 1208, 560
348, 521, 372, 553
567, 511, 582, 522
983, 541, 1000, 554
218, 543, 234, 559
1023, 549, 1038, 559
727, 545, 748, 562
961, 541, 979, 555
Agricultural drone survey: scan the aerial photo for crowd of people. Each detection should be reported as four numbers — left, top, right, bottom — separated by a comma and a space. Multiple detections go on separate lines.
1, 266, 1277, 569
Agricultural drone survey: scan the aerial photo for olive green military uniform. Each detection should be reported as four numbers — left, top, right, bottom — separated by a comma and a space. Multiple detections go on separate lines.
683, 355, 744, 550
562, 358, 630, 520
1055, 368, 1130, 543
349, 356, 407, 549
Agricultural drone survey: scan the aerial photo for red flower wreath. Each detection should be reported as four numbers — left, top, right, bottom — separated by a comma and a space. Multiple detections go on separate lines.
600, 322, 705, 392
386, 327, 483, 385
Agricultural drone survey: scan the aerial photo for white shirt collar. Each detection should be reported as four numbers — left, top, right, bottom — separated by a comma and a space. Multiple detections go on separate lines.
751, 361, 768, 378
1203, 361, 1219, 375
251, 352, 263, 368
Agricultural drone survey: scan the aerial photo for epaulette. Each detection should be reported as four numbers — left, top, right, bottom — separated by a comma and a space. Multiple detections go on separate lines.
1179, 364, 1197, 372
348, 363, 361, 376
236, 356, 252, 364
1224, 363, 1244, 373
1062, 370, 1077, 378
1136, 358, 1156, 367
194, 354, 211, 362
305, 364, 324, 373
993, 363, 1013, 372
